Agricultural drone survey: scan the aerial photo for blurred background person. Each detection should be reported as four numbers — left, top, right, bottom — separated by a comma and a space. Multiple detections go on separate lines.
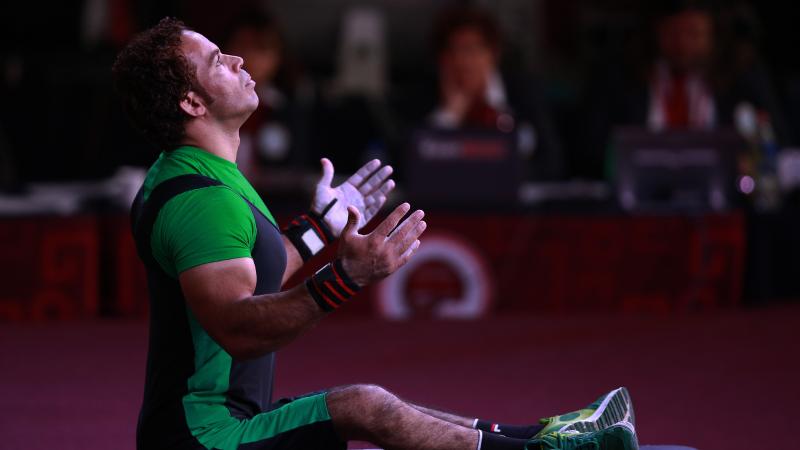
223, 8, 316, 186
576, 0, 786, 180
313, 6, 396, 176
396, 5, 564, 182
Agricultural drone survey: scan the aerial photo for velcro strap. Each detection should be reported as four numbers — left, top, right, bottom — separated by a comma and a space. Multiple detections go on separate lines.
305, 260, 361, 312
283, 211, 335, 261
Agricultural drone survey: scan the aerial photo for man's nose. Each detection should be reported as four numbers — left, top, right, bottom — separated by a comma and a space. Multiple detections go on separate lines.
231, 55, 244, 71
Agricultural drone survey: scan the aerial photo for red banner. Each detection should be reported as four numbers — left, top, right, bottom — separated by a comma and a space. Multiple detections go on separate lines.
0, 211, 745, 321
0, 217, 99, 321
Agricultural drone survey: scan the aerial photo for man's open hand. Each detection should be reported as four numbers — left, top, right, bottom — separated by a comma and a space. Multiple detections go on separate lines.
312, 158, 395, 236
338, 203, 426, 287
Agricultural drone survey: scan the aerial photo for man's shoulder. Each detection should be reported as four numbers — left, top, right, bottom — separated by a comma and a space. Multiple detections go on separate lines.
149, 184, 257, 278
143, 152, 199, 195
152, 184, 256, 261
161, 183, 249, 220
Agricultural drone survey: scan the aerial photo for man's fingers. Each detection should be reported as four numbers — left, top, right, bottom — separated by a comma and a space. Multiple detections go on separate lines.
363, 195, 386, 220
363, 180, 394, 206
318, 158, 334, 187
372, 203, 411, 237
358, 165, 393, 195
376, 179, 395, 197
396, 219, 427, 254
346, 159, 381, 187
397, 240, 421, 268
364, 181, 393, 208
388, 209, 424, 240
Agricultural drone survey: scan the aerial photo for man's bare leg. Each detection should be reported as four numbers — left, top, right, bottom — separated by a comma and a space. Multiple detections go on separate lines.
406, 403, 544, 439
407, 403, 475, 428
326, 384, 484, 450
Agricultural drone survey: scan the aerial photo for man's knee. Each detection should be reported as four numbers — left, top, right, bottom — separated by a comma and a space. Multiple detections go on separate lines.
352, 384, 395, 403
328, 384, 401, 430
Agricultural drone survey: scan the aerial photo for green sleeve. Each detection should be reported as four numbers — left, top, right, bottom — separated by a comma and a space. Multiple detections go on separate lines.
151, 186, 257, 278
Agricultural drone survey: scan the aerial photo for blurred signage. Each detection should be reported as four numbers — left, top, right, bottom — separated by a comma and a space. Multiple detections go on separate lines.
418, 137, 509, 160
407, 129, 522, 206
377, 233, 493, 320
614, 128, 742, 212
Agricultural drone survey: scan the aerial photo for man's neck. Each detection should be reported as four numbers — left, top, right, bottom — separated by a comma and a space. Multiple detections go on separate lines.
183, 119, 241, 163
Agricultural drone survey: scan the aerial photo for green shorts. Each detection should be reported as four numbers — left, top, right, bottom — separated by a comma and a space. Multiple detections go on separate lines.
194, 392, 346, 450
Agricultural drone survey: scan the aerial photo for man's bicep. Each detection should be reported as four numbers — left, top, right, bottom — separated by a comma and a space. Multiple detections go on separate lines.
179, 257, 257, 338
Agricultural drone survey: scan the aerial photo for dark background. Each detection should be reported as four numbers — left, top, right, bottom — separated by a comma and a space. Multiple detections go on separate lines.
2, 0, 800, 182
1, 1, 799, 449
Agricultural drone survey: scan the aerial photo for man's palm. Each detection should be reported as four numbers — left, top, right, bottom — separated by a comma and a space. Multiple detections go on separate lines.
312, 158, 395, 236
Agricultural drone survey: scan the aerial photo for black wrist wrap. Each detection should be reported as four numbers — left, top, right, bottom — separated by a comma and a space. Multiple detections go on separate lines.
306, 259, 361, 312
283, 209, 336, 261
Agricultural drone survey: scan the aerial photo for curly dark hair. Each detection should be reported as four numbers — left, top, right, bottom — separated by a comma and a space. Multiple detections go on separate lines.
112, 17, 210, 150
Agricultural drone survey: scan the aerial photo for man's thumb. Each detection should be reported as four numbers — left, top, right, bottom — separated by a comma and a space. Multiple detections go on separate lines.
342, 206, 360, 236
319, 158, 334, 187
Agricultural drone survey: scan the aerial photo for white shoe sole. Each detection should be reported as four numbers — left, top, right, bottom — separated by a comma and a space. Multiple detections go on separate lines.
560, 387, 636, 433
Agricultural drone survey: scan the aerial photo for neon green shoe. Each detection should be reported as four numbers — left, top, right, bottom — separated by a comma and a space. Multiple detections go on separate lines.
527, 421, 638, 450
535, 387, 635, 437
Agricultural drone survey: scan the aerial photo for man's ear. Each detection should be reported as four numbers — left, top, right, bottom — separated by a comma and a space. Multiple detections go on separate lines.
179, 91, 207, 118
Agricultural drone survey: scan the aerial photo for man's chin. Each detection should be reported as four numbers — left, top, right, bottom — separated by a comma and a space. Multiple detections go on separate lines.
242, 96, 260, 118
228, 103, 259, 131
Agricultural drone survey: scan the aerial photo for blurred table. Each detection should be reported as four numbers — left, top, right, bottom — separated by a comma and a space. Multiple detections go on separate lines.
0, 216, 99, 320
0, 210, 746, 321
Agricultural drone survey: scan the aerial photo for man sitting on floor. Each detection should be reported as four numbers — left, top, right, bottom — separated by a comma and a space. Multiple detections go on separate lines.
113, 17, 638, 450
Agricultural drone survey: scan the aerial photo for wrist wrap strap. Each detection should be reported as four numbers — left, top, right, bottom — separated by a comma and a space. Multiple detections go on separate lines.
306, 259, 361, 312
284, 200, 338, 261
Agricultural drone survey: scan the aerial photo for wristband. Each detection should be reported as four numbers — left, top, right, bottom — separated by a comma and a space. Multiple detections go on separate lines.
306, 259, 361, 312
283, 200, 337, 261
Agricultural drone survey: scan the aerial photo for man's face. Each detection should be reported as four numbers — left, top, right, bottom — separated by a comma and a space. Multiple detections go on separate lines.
180, 30, 259, 123
657, 10, 714, 73
439, 27, 497, 95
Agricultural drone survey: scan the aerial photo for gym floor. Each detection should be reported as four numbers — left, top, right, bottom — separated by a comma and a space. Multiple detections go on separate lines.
2, 304, 797, 449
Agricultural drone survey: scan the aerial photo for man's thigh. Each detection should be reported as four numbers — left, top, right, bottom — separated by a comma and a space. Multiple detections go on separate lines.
229, 392, 347, 450
237, 420, 345, 450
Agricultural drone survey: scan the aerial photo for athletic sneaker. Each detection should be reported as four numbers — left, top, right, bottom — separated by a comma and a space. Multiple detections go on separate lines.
526, 420, 638, 450
535, 387, 635, 436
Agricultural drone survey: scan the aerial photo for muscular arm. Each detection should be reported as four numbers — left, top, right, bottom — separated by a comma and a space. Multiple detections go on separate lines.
180, 204, 425, 361
280, 235, 303, 287
180, 256, 324, 360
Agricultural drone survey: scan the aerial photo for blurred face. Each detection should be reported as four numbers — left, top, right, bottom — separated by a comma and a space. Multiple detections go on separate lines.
227, 28, 282, 84
180, 30, 259, 122
657, 10, 714, 73
439, 27, 497, 94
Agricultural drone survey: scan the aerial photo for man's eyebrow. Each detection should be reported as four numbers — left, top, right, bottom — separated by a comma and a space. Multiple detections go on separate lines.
208, 48, 220, 66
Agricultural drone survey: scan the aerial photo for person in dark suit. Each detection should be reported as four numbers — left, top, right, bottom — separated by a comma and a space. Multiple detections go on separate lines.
576, 0, 786, 179
396, 5, 564, 181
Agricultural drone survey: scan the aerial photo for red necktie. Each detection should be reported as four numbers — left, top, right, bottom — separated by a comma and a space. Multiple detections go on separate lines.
665, 74, 689, 128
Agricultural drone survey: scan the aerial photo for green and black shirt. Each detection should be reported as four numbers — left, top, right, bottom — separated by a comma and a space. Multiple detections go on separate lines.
132, 146, 335, 450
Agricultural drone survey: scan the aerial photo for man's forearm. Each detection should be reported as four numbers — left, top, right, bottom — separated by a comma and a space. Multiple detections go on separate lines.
280, 235, 304, 286
217, 282, 326, 360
